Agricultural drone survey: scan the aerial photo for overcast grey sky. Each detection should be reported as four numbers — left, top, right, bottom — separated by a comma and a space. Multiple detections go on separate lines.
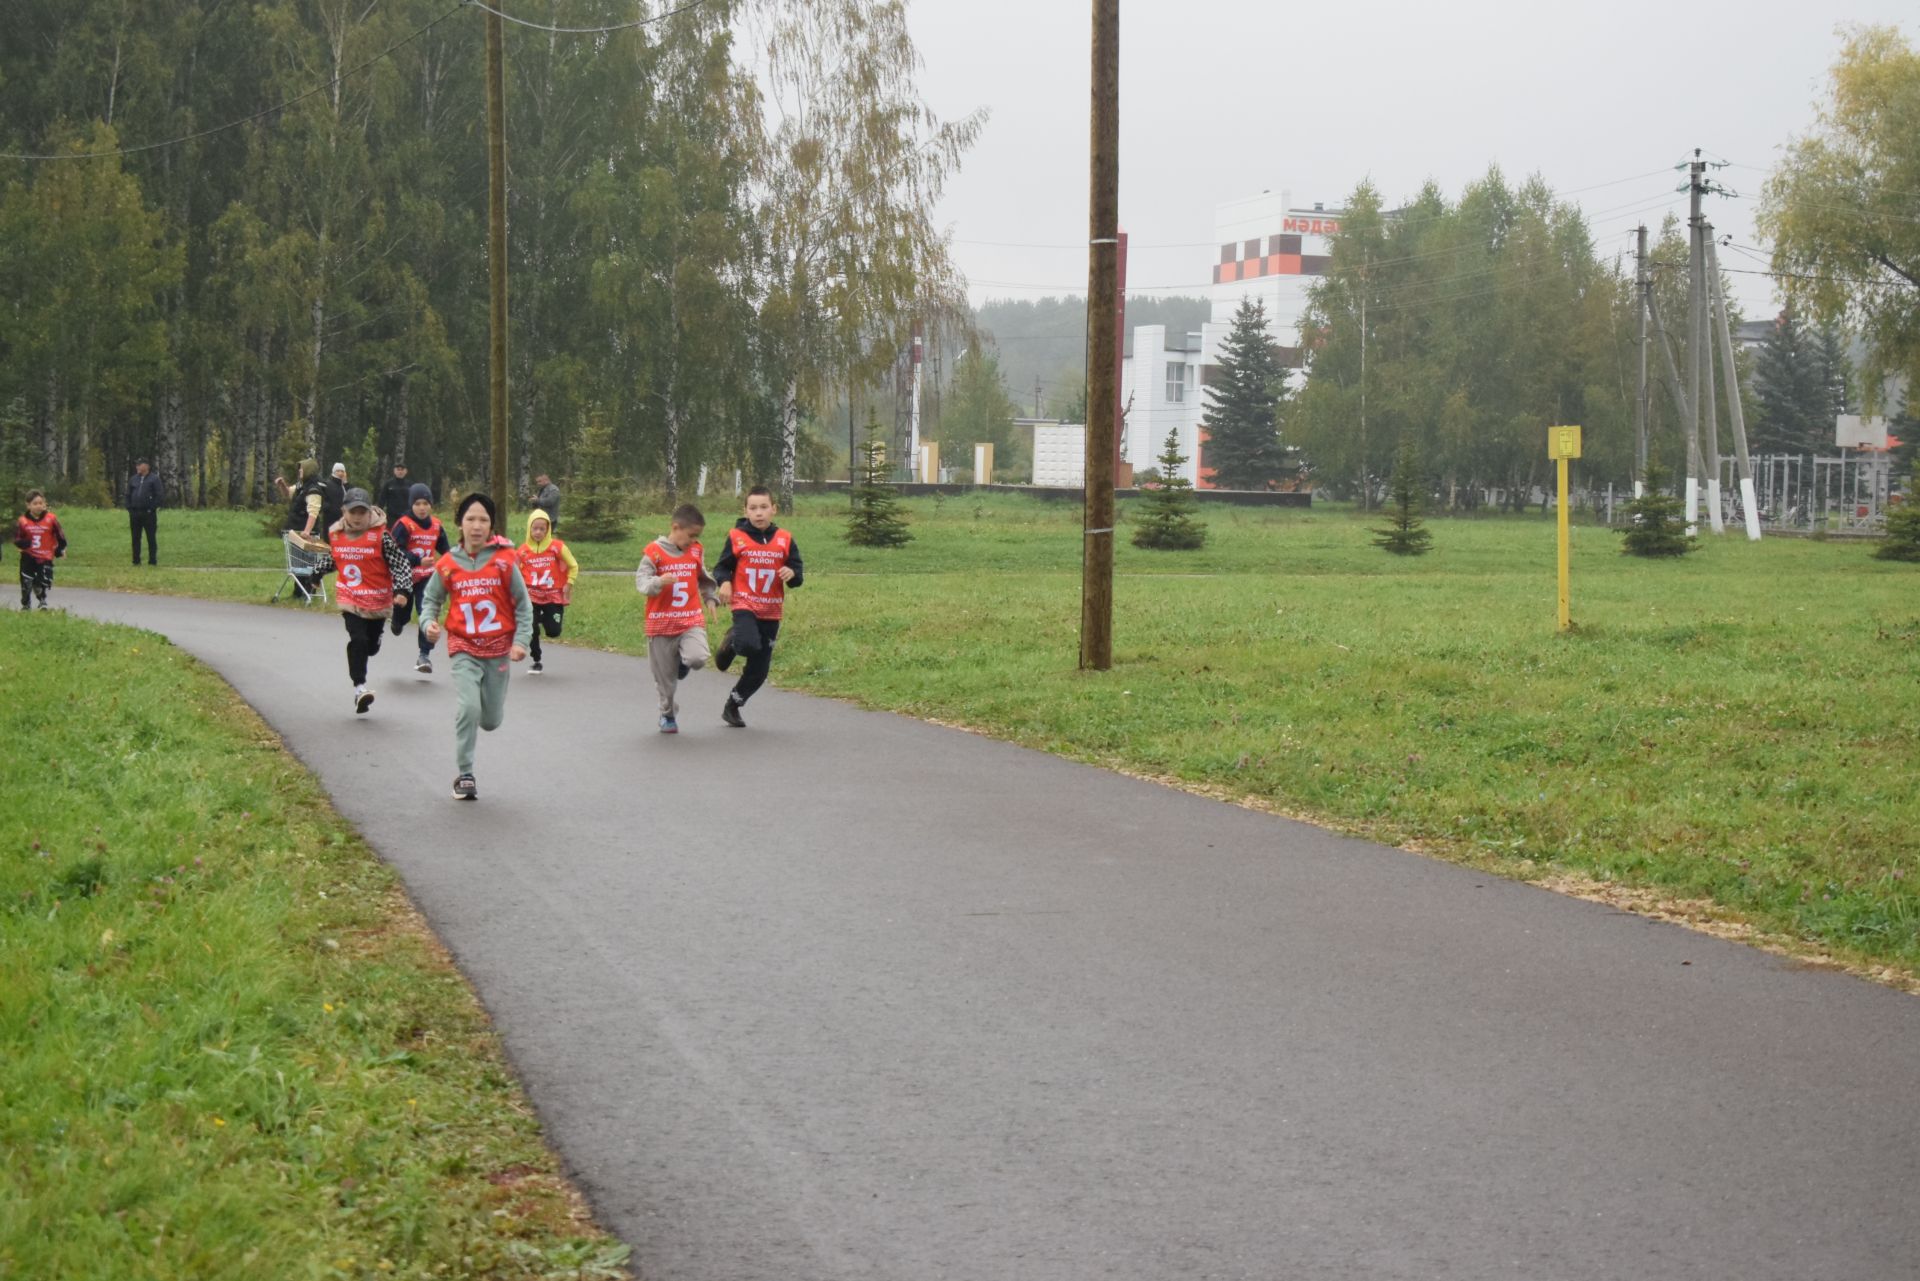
906, 0, 1913, 320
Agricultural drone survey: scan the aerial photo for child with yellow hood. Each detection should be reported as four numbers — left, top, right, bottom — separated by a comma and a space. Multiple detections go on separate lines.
516, 507, 579, 674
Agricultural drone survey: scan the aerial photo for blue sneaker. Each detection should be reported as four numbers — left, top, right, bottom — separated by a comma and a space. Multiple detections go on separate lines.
658, 715, 678, 734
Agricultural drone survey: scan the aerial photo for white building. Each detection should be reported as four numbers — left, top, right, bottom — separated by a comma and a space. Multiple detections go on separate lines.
1119, 190, 1339, 487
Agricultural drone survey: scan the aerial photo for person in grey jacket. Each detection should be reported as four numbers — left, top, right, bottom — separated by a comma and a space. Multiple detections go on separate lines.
531, 473, 561, 530
126, 460, 163, 565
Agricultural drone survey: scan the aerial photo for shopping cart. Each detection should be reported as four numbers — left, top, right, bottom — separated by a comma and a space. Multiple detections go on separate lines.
272, 531, 329, 606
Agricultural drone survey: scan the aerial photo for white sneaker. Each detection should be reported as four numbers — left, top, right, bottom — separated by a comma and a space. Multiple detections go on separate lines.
355, 687, 375, 714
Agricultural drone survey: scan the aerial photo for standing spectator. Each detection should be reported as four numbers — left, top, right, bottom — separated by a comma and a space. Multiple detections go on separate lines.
125, 459, 164, 566
324, 463, 348, 531
379, 460, 416, 521
531, 472, 561, 531
277, 459, 328, 536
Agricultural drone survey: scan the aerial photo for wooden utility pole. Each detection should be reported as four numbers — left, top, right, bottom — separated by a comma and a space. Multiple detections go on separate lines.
1685, 151, 1706, 535
1634, 225, 1649, 495
484, 8, 510, 513
1079, 0, 1118, 671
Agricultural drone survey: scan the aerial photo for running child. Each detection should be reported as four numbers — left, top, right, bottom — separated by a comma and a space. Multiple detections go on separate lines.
13, 491, 67, 610
711, 486, 803, 728
634, 502, 719, 733
292, 488, 413, 714
517, 508, 578, 674
390, 484, 449, 673
420, 493, 531, 801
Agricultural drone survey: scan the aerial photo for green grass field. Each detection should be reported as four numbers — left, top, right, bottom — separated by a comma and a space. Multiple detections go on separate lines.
0, 610, 630, 1280
40, 495, 1920, 979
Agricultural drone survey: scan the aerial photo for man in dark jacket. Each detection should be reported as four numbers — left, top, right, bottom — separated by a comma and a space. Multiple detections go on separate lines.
126, 459, 164, 565
379, 462, 417, 522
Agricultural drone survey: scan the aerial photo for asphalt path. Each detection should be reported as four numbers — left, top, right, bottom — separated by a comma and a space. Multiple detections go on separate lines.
64, 589, 1920, 1280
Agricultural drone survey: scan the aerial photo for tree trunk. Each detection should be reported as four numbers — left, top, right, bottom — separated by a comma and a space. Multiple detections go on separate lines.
780, 380, 799, 511
393, 377, 410, 467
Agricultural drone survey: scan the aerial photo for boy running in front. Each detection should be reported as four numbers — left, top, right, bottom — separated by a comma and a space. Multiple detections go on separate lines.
293, 488, 413, 714
390, 484, 449, 673
634, 503, 719, 733
13, 491, 67, 610
420, 493, 531, 800
711, 486, 803, 728
517, 509, 578, 674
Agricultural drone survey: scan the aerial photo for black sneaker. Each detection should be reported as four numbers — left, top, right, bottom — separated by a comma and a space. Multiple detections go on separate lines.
713, 640, 735, 672
529, 659, 544, 675
415, 655, 432, 674
721, 698, 746, 728
389, 615, 404, 637
355, 687, 375, 714
677, 661, 690, 680
452, 774, 478, 801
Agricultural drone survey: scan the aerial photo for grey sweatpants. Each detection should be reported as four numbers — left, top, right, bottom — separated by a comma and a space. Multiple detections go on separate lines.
451, 651, 512, 774
648, 626, 711, 716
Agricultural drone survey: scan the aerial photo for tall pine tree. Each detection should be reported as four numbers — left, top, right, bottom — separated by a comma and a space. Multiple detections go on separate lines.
1752, 310, 1832, 455
1199, 298, 1289, 489
1131, 426, 1207, 550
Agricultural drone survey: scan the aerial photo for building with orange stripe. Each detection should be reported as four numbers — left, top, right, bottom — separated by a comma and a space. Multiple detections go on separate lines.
1121, 191, 1340, 488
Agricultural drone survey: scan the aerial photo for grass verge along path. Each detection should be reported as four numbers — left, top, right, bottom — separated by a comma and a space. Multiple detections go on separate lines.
0, 610, 629, 1280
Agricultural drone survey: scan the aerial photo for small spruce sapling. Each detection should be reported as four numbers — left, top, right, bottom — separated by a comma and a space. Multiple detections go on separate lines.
1873, 467, 1920, 562
1372, 437, 1433, 555
1618, 456, 1696, 557
846, 410, 912, 547
1131, 426, 1207, 551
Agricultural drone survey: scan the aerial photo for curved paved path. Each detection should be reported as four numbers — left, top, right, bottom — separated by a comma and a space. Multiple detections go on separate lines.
65, 590, 1920, 1280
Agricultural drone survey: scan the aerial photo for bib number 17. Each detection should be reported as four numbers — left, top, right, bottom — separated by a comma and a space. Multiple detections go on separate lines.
746, 567, 778, 594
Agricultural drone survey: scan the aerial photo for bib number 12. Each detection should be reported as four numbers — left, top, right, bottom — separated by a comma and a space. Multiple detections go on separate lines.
459, 600, 502, 634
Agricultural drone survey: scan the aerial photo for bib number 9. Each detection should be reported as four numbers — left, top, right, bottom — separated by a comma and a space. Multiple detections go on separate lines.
458, 600, 503, 634
340, 562, 363, 587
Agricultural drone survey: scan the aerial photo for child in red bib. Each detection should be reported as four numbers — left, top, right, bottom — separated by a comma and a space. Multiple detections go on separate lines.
711, 486, 803, 728
420, 493, 532, 800
13, 491, 67, 610
390, 484, 449, 672
517, 509, 579, 674
290, 488, 412, 714
634, 503, 719, 733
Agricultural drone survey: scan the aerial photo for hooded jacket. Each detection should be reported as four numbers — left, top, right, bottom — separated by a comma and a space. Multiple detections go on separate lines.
419, 537, 534, 651
294, 507, 414, 619
519, 511, 581, 589
633, 534, 719, 606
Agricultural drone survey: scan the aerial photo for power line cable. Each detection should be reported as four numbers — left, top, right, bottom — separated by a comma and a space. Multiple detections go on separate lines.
466, 0, 718, 35
0, 1, 470, 162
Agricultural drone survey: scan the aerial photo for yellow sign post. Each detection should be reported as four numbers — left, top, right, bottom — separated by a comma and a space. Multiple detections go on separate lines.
1548, 425, 1582, 631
